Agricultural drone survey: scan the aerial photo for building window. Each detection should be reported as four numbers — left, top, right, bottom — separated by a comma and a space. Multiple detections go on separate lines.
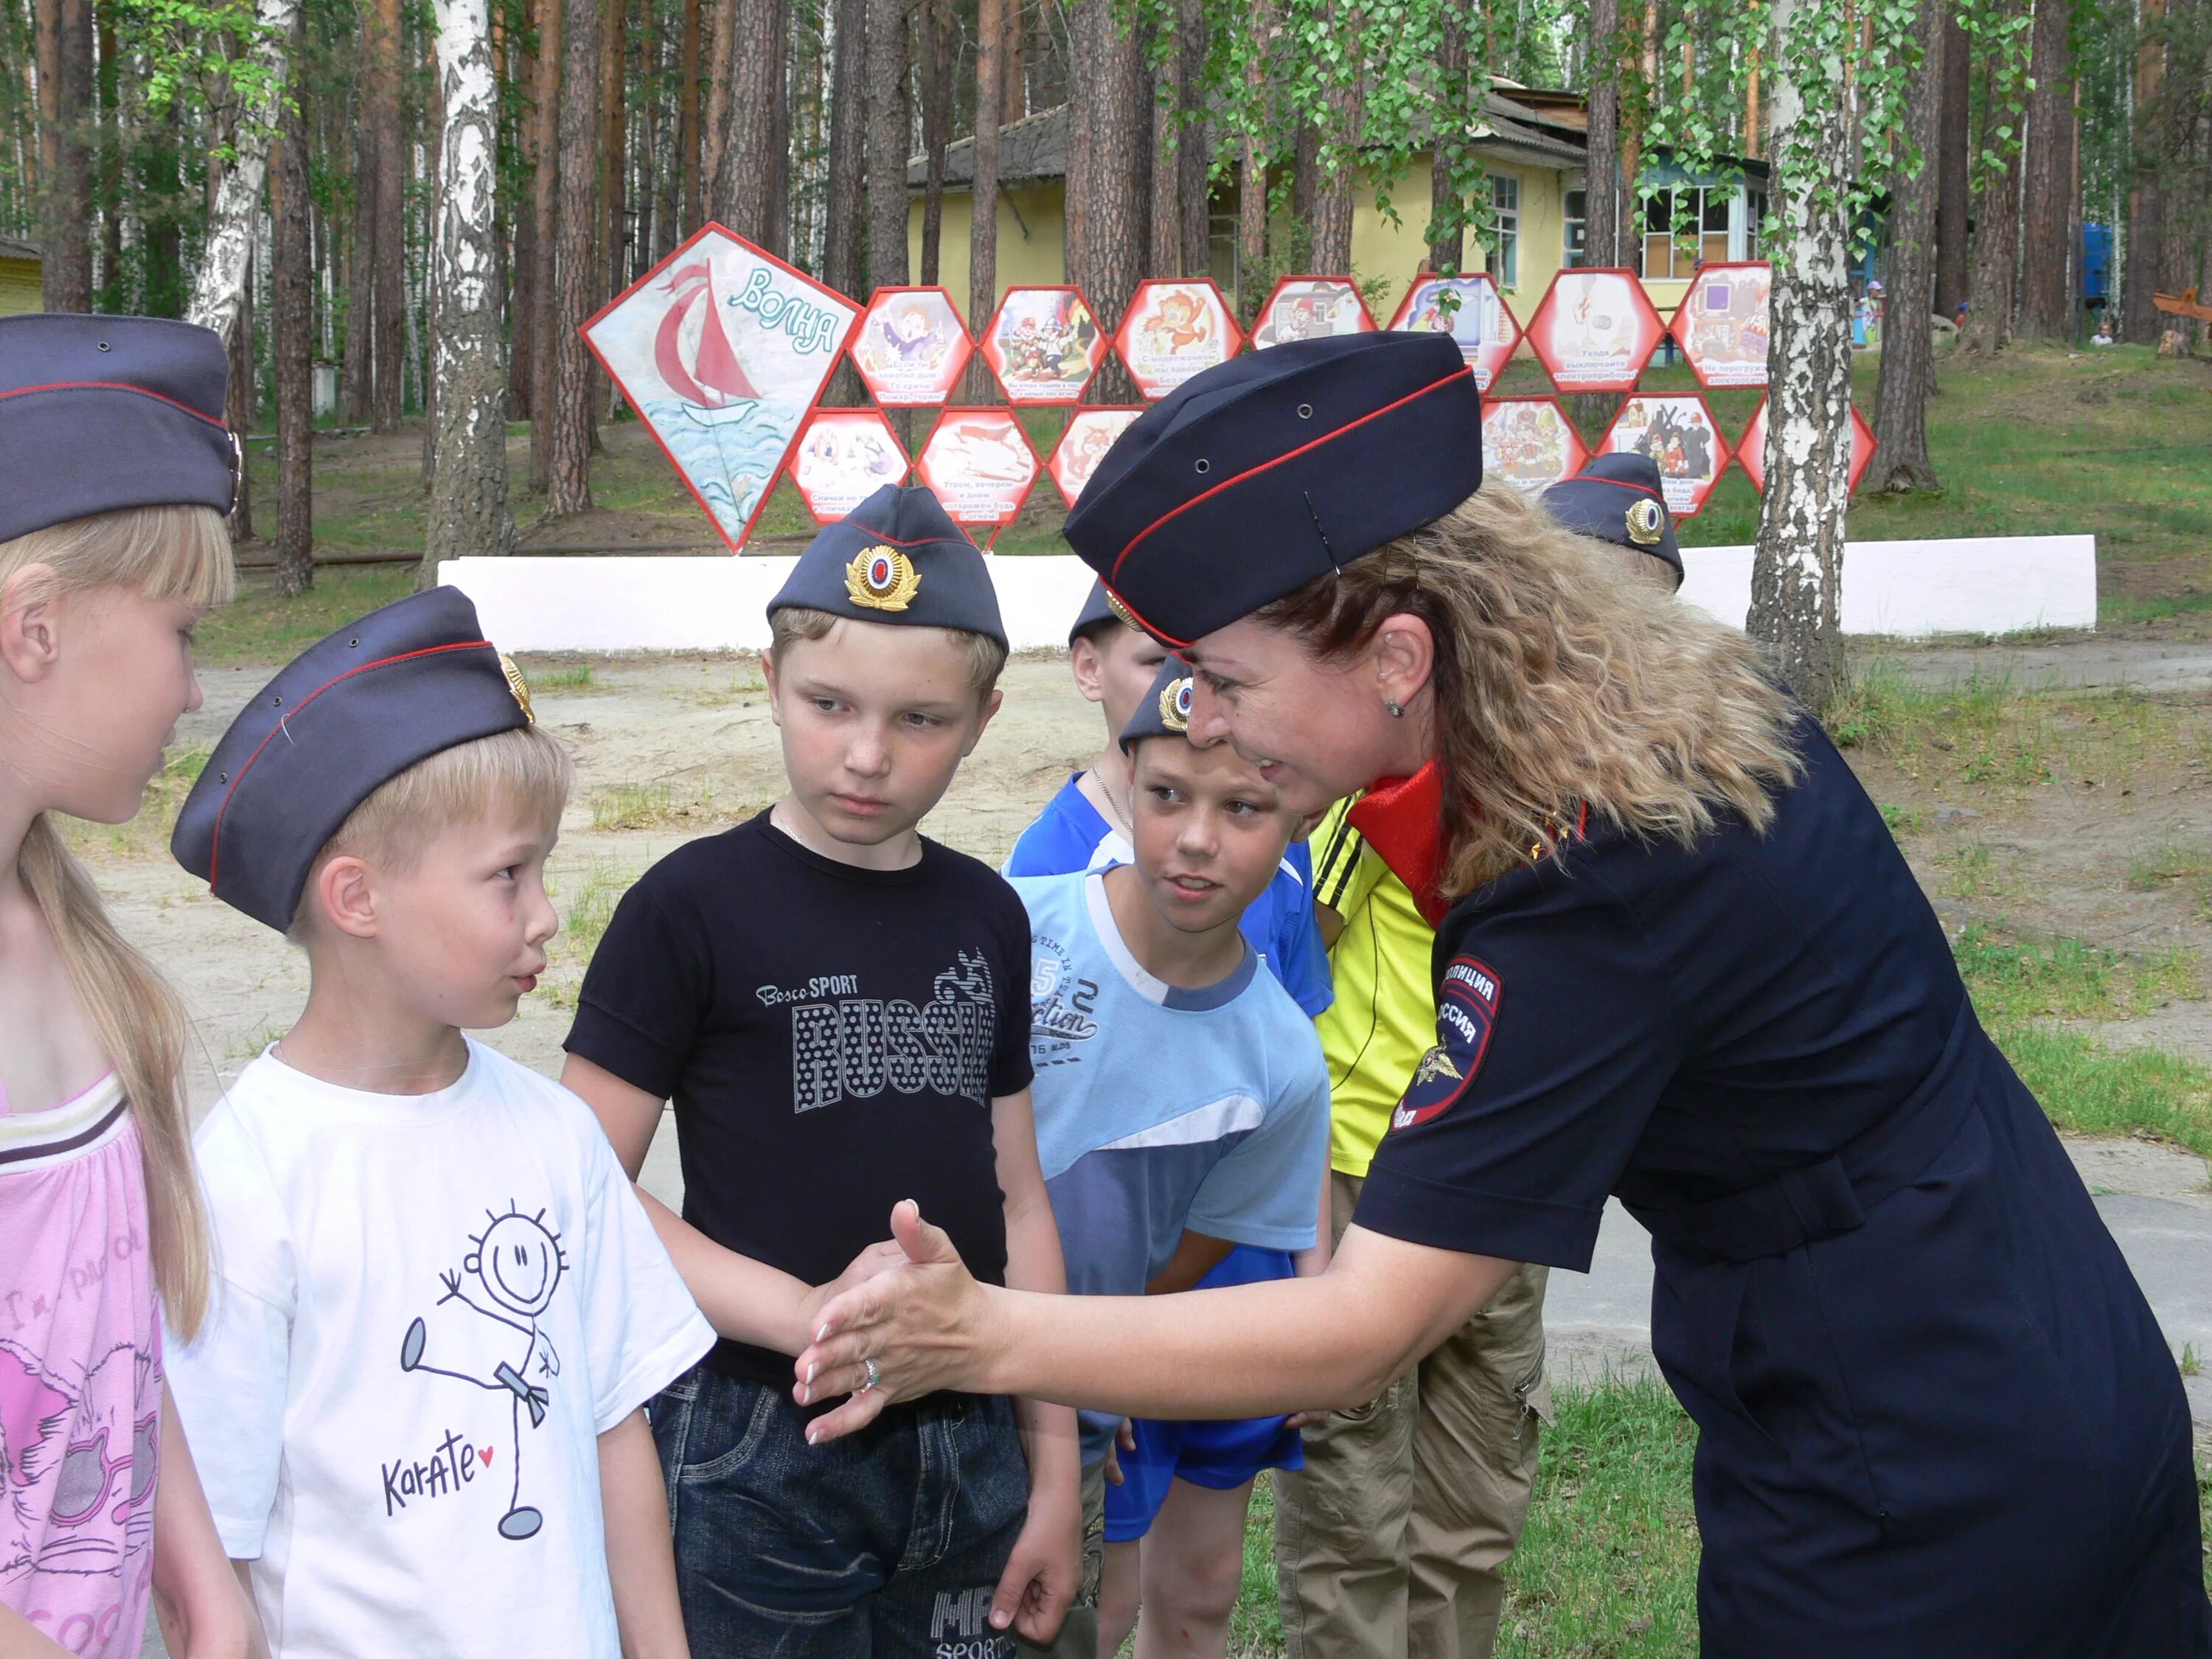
1486, 174, 1520, 288
1641, 186, 1733, 279
1564, 187, 1587, 268
1743, 187, 1768, 261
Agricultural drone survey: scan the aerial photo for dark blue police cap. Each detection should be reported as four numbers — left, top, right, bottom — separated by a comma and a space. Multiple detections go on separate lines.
0, 313, 238, 544
1542, 452, 1683, 585
1060, 332, 1481, 646
1118, 655, 1195, 754
1068, 580, 1122, 645
768, 483, 1007, 650
172, 587, 532, 931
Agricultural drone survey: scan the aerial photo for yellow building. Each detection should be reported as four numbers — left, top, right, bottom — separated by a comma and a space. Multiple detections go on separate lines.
0, 236, 42, 316
907, 92, 1768, 340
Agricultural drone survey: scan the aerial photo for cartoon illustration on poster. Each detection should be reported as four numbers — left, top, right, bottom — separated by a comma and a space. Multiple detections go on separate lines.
1481, 397, 1588, 490
1048, 408, 1144, 507
1252, 279, 1376, 348
1525, 269, 1665, 394
789, 409, 911, 522
849, 287, 971, 405
1387, 274, 1520, 390
981, 288, 1107, 403
1672, 263, 1772, 388
583, 224, 858, 551
1599, 394, 1730, 517
917, 409, 1040, 526
1116, 279, 1242, 398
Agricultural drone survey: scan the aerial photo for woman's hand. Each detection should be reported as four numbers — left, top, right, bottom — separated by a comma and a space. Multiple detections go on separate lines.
793, 1201, 1001, 1441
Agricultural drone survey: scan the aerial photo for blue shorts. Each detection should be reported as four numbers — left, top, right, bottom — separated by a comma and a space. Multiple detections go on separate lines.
1102, 1245, 1304, 1544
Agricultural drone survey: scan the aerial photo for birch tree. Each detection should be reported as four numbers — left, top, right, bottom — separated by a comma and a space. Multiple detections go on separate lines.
183, 0, 299, 345
422, 0, 516, 577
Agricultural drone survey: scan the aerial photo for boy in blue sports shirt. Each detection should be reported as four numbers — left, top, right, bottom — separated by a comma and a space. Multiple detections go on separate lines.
1005, 582, 1332, 1020
1012, 656, 1332, 1659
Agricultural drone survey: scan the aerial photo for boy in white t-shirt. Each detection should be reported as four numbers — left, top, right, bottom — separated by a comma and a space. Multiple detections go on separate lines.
164, 590, 715, 1659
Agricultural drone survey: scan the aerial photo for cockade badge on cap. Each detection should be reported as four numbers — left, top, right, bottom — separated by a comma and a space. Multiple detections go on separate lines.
846, 543, 922, 612
1158, 671, 1194, 733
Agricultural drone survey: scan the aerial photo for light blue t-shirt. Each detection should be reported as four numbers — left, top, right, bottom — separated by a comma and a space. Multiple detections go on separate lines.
1012, 870, 1331, 1464
1003, 774, 1335, 1018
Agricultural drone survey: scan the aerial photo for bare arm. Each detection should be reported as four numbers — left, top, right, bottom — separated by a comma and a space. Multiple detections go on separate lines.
797, 1203, 1520, 1441
0, 1609, 74, 1659
150, 1385, 264, 1659
563, 1054, 882, 1357
1295, 1161, 1335, 1278
599, 1408, 689, 1659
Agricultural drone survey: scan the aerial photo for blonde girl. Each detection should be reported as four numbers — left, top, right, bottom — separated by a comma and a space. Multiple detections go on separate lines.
1, 314, 259, 1659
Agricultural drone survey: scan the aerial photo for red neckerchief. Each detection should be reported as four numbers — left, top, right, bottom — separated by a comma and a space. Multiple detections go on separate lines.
1346, 759, 1451, 927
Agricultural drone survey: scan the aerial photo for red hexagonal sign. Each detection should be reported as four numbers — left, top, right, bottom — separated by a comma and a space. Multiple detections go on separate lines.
1251, 276, 1377, 349
1598, 393, 1733, 518
787, 407, 911, 524
979, 285, 1110, 404
1387, 273, 1522, 392
849, 285, 973, 406
915, 407, 1041, 528
1116, 278, 1243, 399
1668, 261, 1773, 389
1481, 396, 1590, 491
1524, 268, 1668, 394
1048, 407, 1146, 508
1735, 397, 1879, 495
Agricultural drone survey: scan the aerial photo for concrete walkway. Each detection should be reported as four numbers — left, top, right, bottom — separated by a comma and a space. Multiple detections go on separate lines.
1546, 1136, 2212, 1439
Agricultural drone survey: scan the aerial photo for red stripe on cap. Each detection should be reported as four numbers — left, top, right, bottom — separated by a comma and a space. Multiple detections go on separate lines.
1103, 583, 1191, 650
1108, 364, 1475, 589
204, 641, 498, 891
0, 379, 229, 431
1566, 473, 1664, 503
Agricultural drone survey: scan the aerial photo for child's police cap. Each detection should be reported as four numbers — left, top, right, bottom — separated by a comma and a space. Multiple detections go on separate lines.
1118, 655, 1196, 754
1068, 580, 1121, 645
172, 587, 533, 932
0, 313, 239, 544
1542, 452, 1683, 585
1060, 332, 1482, 646
768, 483, 1007, 650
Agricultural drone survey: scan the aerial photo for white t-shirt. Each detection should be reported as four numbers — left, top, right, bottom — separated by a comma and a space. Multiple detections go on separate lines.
168, 1040, 714, 1659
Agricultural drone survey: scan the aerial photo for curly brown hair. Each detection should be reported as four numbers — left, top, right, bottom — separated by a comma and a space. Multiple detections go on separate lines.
1254, 483, 1803, 899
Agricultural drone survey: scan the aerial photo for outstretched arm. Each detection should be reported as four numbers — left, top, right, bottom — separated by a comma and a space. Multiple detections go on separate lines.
795, 1203, 1520, 1443
599, 1408, 689, 1659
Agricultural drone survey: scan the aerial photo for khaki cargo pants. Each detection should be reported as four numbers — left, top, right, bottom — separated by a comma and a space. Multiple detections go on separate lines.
1272, 1171, 1551, 1659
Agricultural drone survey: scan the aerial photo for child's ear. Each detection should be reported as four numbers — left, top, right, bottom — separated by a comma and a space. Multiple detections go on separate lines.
1068, 636, 1107, 705
960, 686, 1005, 758
760, 648, 784, 727
0, 565, 63, 686
315, 853, 380, 940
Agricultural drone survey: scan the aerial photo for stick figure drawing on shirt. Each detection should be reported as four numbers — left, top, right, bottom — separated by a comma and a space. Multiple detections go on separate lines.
400, 1205, 566, 1540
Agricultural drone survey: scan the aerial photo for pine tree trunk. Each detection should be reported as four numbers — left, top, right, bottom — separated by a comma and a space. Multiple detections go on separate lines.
546, 0, 599, 517
1151, 53, 1180, 276
35, 0, 93, 309
510, 0, 540, 418
1002, 0, 1026, 118
1933, 7, 1969, 321
1585, 0, 1621, 265
1749, 0, 1852, 714
1177, 0, 1209, 278
1072, 0, 1147, 398
602, 0, 628, 294
371, 0, 406, 431
1064, 0, 1095, 280
1963, 40, 2022, 356
421, 49, 443, 491
1428, 13, 1467, 271
1236, 0, 1272, 316
344, 114, 376, 422
967, 0, 1004, 395
712, 0, 785, 244
1869, 0, 1941, 494
422, 0, 517, 579
2018, 0, 2073, 337
2125, 0, 2168, 343
273, 46, 316, 597
184, 0, 300, 343
864, 0, 911, 290
528, 0, 562, 491
678, 0, 704, 232
1310, 15, 1361, 273
919, 0, 953, 284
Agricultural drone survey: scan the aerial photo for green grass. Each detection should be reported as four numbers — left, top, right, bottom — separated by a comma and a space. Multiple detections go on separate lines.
2129, 831, 2212, 923
195, 566, 419, 667
1985, 1019, 2212, 1157
531, 663, 597, 690
58, 742, 209, 863
1952, 926, 2199, 1023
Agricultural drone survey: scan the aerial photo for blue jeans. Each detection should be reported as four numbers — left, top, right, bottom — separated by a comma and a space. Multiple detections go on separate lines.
650, 1363, 1030, 1658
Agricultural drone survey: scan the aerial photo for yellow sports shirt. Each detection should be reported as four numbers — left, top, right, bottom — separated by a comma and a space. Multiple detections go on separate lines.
1310, 798, 1439, 1178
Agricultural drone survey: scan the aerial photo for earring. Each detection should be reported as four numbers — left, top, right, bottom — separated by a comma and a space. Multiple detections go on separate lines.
1384, 699, 1403, 718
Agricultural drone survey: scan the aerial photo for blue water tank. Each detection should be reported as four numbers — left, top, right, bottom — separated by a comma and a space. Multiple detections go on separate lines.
2083, 224, 2112, 303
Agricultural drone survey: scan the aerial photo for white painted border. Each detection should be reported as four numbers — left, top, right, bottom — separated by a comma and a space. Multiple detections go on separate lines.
443, 535, 2098, 655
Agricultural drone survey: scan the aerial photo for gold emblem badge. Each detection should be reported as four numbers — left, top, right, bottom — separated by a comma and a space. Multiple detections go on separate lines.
1105, 588, 1144, 630
846, 545, 922, 612
1626, 498, 1666, 546
498, 654, 536, 724
1159, 675, 1194, 733
1411, 1045, 1464, 1089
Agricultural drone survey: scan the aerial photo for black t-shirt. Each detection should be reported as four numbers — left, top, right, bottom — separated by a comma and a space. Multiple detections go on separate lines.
564, 812, 1034, 1388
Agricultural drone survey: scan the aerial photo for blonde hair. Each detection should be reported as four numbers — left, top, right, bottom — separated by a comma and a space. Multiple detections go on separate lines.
769, 605, 1009, 698
289, 723, 574, 940
1, 504, 237, 1340
1255, 484, 1802, 900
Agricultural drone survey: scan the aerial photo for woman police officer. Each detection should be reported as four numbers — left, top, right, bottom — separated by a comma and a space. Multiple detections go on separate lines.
793, 332, 2211, 1655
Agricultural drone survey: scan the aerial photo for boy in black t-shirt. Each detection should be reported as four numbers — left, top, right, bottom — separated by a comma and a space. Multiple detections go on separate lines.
561, 485, 1082, 1657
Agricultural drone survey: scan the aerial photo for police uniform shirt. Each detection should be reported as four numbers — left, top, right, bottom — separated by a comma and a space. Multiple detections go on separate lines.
563, 814, 1032, 1395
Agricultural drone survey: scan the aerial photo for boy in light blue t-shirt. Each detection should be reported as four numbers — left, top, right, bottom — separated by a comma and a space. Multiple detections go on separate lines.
1011, 655, 1332, 1659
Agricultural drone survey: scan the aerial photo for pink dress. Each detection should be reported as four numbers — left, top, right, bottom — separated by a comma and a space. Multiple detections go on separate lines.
0, 1074, 162, 1658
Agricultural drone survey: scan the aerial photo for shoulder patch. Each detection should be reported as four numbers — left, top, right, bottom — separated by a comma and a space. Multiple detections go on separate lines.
1389, 956, 1500, 1133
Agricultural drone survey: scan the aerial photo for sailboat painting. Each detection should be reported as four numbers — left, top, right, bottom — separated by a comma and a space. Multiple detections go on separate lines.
582, 223, 859, 551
